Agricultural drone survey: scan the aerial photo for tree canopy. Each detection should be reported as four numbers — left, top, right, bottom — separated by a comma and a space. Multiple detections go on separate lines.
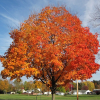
0, 6, 100, 100
82, 81, 95, 91
0, 79, 9, 93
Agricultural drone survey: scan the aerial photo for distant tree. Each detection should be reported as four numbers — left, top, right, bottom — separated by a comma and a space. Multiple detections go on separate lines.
78, 82, 82, 90
90, 5, 100, 27
0, 79, 9, 93
95, 83, 98, 89
41, 83, 47, 93
23, 81, 28, 90
24, 81, 34, 90
66, 88, 69, 92
7, 83, 14, 92
33, 80, 42, 93
34, 80, 42, 89
93, 80, 100, 89
13, 79, 23, 92
93, 80, 98, 89
93, 80, 100, 84
96, 84, 100, 89
81, 85, 88, 90
64, 83, 73, 91
72, 82, 77, 90
56, 86, 66, 93
82, 81, 95, 91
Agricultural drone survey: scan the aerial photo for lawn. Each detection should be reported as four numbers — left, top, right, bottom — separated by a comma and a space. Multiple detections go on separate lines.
0, 94, 100, 100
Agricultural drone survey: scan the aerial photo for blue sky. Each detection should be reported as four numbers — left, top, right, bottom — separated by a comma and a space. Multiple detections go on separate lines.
0, 0, 100, 82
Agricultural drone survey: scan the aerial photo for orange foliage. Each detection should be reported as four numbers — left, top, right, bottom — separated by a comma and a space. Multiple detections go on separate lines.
0, 6, 100, 93
0, 79, 9, 91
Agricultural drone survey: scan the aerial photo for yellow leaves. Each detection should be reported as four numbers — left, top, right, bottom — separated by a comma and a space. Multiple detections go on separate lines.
0, 79, 9, 91
35, 81, 42, 89
82, 81, 95, 91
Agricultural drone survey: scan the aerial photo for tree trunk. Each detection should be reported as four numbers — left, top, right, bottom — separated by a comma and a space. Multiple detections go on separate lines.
52, 93, 55, 100
51, 87, 56, 100
51, 76, 56, 100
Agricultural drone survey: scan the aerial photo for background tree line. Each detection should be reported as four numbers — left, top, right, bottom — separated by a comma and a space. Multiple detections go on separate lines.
0, 79, 47, 94
0, 79, 100, 94
72, 81, 95, 91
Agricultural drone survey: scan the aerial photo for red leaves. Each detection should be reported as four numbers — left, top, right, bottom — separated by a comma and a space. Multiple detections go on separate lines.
0, 6, 100, 87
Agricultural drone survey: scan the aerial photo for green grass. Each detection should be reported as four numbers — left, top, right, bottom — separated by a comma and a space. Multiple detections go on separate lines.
0, 94, 100, 100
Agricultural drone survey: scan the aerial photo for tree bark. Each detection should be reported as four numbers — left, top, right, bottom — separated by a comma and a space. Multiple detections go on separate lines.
52, 93, 55, 100
51, 88, 56, 100
51, 76, 56, 100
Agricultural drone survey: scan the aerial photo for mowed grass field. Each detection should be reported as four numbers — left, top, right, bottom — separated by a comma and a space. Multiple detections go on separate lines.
0, 94, 100, 100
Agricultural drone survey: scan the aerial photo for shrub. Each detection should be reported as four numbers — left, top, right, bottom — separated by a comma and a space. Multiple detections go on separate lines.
17, 91, 22, 94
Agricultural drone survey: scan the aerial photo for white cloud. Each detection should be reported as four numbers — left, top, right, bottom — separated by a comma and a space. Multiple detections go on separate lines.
0, 4, 11, 15
82, 0, 100, 27
0, 62, 4, 71
0, 13, 20, 27
0, 35, 13, 55
82, 0, 94, 27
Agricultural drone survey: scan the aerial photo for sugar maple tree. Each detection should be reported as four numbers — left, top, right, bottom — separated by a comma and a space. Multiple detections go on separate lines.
0, 6, 100, 100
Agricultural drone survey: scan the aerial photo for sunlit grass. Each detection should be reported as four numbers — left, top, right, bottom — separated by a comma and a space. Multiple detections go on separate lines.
0, 94, 100, 100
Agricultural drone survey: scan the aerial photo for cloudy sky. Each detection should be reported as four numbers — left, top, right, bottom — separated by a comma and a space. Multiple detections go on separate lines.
0, 0, 100, 82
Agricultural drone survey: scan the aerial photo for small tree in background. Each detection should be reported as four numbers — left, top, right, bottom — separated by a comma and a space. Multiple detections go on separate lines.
13, 79, 23, 93
81, 86, 88, 90
56, 86, 66, 93
82, 81, 95, 91
24, 81, 34, 91
0, 79, 9, 93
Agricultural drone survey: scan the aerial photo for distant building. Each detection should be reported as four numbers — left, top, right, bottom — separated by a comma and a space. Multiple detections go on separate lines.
44, 91, 51, 95
10, 92, 15, 94
93, 89, 100, 95
56, 91, 65, 95
68, 90, 91, 95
